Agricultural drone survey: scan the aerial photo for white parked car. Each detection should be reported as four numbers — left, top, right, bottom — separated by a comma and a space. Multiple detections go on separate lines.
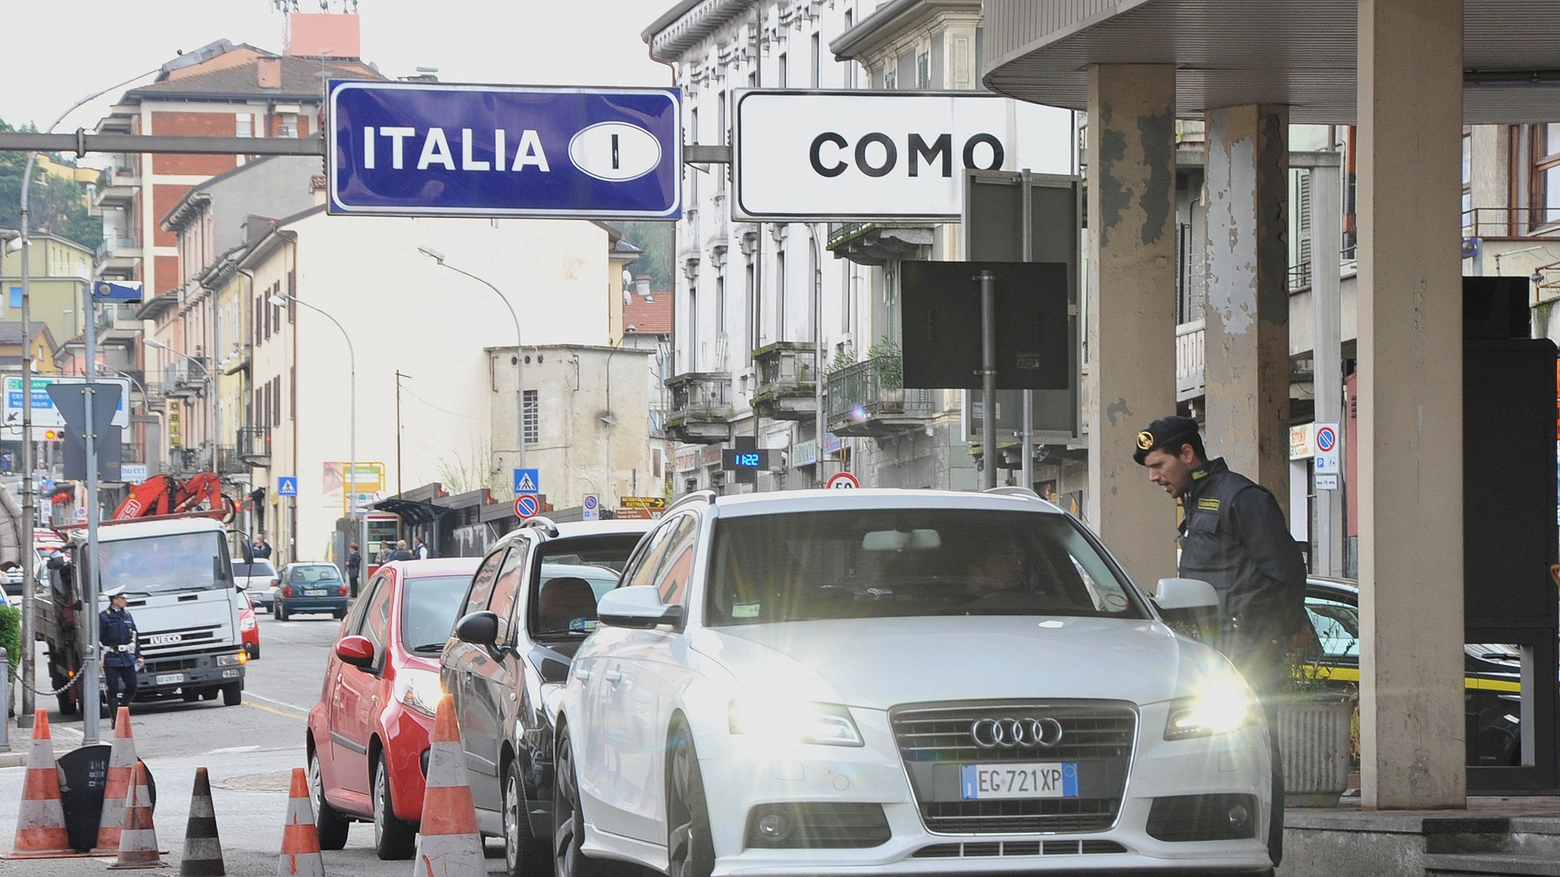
554, 488, 1274, 877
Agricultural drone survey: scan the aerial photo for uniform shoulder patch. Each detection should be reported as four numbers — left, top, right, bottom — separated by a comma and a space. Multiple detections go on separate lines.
1196, 498, 1220, 511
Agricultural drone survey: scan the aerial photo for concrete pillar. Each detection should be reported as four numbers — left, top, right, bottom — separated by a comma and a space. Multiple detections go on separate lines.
1357, 0, 1466, 810
1085, 64, 1178, 588
1203, 105, 1290, 501
1308, 155, 1346, 578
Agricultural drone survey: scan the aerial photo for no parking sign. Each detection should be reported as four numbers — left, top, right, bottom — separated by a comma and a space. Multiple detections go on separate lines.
582, 493, 599, 521
514, 495, 539, 519
1313, 422, 1340, 490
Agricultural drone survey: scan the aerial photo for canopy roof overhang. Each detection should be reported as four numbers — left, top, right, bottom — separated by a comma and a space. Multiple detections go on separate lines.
982, 0, 1560, 124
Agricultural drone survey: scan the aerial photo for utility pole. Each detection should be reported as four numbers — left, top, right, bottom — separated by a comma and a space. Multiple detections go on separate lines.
395, 370, 408, 495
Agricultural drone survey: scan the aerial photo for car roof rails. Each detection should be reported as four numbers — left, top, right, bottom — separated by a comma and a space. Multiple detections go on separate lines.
984, 486, 1043, 500
520, 516, 560, 538
669, 489, 718, 511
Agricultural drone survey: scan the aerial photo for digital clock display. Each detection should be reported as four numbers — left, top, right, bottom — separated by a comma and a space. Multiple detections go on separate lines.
733, 452, 761, 468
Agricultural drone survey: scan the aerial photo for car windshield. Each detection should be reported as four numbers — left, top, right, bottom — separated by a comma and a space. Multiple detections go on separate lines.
402, 575, 476, 650
98, 531, 231, 597
289, 565, 342, 584
706, 509, 1144, 626
233, 561, 275, 578
530, 534, 643, 637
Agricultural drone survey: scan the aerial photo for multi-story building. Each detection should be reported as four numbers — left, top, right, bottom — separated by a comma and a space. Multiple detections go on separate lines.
90, 13, 381, 300
647, 0, 1077, 496
153, 155, 322, 491
212, 190, 647, 566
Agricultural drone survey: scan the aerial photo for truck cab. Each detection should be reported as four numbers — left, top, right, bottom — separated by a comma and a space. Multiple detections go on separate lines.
38, 516, 249, 712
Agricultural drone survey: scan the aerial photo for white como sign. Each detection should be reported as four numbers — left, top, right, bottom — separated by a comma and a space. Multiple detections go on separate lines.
733, 90, 1073, 221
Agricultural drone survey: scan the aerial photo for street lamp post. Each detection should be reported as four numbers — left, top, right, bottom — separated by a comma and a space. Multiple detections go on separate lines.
144, 339, 216, 473
416, 247, 526, 474
15, 66, 160, 726
269, 293, 362, 569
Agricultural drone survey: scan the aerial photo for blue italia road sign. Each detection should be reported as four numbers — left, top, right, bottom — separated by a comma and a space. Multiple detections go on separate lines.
278, 476, 298, 497
328, 81, 681, 219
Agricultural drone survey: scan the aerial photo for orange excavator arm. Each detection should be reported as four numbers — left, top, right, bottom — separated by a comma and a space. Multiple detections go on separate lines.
111, 474, 179, 519
111, 472, 235, 521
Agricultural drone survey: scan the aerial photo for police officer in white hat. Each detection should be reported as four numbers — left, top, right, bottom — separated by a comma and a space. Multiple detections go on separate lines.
99, 586, 143, 725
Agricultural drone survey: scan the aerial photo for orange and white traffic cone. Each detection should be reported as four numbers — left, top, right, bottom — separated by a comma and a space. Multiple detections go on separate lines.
95, 706, 139, 853
3, 708, 91, 859
109, 761, 165, 869
277, 767, 324, 877
413, 694, 484, 877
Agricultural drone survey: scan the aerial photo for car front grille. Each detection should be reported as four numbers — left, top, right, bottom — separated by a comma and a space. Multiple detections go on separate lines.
138, 625, 223, 657
890, 700, 1137, 835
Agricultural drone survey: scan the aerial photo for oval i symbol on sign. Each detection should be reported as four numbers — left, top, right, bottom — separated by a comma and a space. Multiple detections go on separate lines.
569, 122, 662, 182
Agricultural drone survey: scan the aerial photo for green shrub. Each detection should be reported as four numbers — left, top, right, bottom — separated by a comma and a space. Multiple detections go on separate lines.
0, 604, 19, 683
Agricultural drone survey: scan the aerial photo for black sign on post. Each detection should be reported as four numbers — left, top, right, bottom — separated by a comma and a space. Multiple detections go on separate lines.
62, 426, 122, 482
46, 383, 121, 452
901, 261, 1070, 391
720, 435, 770, 485
48, 383, 124, 481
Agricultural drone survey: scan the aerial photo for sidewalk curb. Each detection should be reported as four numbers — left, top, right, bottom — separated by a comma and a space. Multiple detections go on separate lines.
0, 750, 28, 768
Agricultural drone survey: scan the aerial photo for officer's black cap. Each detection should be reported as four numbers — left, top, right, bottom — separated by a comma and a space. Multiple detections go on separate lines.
1133, 415, 1201, 465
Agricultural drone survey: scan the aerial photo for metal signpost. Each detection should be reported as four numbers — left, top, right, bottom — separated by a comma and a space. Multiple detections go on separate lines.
327, 82, 681, 219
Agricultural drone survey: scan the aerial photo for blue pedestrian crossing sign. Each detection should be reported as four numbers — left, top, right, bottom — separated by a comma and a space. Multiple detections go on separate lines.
278, 476, 298, 497
513, 468, 539, 494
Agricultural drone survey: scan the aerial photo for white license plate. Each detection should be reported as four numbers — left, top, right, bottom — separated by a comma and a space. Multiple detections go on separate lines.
306, 589, 329, 597
155, 673, 185, 685
961, 763, 1079, 800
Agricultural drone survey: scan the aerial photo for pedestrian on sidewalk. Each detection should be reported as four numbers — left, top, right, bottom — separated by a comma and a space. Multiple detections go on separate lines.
346, 543, 362, 598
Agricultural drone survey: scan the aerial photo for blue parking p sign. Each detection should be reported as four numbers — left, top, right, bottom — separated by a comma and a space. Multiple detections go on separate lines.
328, 81, 681, 219
278, 476, 298, 497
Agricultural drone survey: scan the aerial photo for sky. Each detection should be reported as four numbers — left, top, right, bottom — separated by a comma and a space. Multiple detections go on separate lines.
3, 0, 672, 139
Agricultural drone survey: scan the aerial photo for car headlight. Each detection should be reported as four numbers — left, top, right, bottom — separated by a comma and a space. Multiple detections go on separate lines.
729, 699, 863, 747
1164, 671, 1261, 740
394, 668, 443, 718
240, 616, 256, 632
217, 653, 246, 666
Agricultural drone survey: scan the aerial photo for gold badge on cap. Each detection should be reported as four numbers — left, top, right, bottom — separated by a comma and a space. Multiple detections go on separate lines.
1137, 430, 1155, 450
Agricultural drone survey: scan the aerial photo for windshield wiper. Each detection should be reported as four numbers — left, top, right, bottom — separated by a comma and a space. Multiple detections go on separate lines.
411, 643, 446, 653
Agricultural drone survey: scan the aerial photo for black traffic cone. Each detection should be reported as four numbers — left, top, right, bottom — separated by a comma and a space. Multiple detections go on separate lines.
179, 768, 224, 876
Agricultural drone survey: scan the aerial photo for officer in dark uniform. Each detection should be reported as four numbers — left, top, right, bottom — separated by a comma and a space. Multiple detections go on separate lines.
1135, 415, 1306, 866
99, 586, 143, 725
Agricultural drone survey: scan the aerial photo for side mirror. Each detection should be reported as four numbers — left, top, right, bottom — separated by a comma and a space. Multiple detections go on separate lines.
598, 586, 684, 630
454, 611, 500, 648
335, 635, 376, 669
1152, 577, 1219, 611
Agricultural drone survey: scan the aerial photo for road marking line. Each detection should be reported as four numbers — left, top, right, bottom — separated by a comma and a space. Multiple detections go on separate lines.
244, 691, 313, 714
209, 744, 261, 754
245, 700, 306, 721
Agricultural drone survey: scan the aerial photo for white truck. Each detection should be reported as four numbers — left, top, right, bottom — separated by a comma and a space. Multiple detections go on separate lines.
36, 515, 248, 712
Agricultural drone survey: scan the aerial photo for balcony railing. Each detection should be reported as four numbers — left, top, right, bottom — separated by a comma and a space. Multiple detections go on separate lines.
1464, 206, 1560, 241
216, 445, 246, 475
752, 341, 817, 421
1176, 320, 1205, 402
237, 426, 272, 465
664, 372, 733, 444
825, 358, 934, 437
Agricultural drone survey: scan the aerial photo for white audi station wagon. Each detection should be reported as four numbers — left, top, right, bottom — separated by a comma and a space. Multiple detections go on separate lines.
554, 488, 1275, 877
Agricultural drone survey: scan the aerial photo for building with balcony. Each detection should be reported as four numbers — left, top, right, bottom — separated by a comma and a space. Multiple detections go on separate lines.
0, 232, 94, 345
89, 13, 382, 300
228, 196, 639, 566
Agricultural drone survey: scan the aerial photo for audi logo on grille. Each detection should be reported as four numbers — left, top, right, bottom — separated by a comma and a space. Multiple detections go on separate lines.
970, 716, 1064, 749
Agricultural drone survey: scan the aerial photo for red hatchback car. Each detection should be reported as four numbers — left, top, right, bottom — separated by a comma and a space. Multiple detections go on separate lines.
306, 557, 481, 859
